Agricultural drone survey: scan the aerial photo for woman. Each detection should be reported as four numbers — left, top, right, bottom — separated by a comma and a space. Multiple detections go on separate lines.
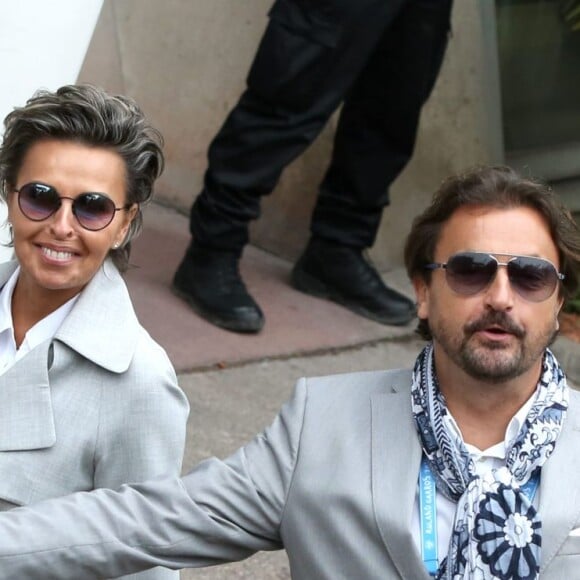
0, 85, 189, 579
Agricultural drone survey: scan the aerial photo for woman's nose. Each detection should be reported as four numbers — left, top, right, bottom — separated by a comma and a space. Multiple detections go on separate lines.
48, 200, 77, 237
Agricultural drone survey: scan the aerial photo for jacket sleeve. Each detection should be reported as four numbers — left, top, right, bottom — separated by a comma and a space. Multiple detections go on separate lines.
93, 340, 190, 580
0, 379, 308, 579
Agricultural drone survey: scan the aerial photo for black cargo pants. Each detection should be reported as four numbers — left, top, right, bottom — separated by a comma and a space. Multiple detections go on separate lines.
190, 0, 453, 253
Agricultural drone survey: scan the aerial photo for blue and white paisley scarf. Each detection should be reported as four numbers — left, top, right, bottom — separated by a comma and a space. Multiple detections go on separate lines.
411, 344, 568, 580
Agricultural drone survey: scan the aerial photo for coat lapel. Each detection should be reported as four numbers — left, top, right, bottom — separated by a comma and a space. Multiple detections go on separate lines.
539, 388, 580, 572
0, 339, 55, 451
371, 384, 431, 580
0, 262, 55, 451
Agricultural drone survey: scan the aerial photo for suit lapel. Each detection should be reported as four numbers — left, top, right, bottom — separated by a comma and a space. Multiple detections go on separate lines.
371, 387, 431, 580
539, 389, 580, 572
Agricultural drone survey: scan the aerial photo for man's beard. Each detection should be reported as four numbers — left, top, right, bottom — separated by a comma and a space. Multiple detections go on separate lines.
433, 310, 559, 382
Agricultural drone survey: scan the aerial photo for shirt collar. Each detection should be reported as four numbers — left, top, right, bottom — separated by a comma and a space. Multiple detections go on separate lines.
0, 266, 18, 336
447, 387, 538, 460
0, 266, 79, 372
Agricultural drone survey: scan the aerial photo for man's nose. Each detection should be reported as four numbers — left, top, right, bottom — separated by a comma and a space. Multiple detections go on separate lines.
483, 265, 515, 310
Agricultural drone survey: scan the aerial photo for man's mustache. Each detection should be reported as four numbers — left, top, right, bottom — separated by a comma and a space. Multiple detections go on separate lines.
464, 311, 525, 339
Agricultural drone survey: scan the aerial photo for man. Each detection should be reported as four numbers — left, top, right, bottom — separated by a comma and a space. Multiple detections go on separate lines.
0, 166, 578, 579
172, 0, 453, 333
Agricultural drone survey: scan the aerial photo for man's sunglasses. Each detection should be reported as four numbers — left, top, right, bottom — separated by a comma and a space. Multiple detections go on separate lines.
425, 251, 565, 302
15, 182, 130, 231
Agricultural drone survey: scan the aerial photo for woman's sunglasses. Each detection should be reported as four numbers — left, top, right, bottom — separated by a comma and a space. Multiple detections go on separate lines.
15, 182, 130, 231
425, 251, 565, 302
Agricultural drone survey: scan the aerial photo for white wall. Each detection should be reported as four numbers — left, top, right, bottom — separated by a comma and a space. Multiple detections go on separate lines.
0, 0, 104, 261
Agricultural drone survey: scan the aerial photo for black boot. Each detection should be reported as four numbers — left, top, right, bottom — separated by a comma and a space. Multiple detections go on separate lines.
172, 243, 264, 333
291, 238, 415, 326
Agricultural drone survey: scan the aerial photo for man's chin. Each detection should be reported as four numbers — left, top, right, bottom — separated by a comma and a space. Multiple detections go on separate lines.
460, 345, 523, 382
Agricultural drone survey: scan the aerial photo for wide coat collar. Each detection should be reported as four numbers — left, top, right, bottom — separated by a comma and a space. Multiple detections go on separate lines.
0, 259, 140, 452
370, 373, 580, 579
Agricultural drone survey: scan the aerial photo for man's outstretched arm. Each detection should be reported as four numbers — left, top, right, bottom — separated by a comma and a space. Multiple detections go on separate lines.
0, 380, 308, 579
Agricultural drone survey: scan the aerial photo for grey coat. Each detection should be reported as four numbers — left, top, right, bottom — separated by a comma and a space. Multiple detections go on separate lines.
0, 260, 189, 580
0, 367, 577, 578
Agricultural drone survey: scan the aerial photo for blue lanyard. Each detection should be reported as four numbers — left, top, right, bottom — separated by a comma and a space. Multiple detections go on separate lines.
419, 457, 540, 577
419, 458, 439, 575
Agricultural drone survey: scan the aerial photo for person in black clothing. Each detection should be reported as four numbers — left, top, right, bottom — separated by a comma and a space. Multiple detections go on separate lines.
173, 0, 454, 333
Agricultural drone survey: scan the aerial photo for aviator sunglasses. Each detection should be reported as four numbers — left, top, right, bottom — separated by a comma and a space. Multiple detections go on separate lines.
15, 182, 130, 231
425, 251, 565, 302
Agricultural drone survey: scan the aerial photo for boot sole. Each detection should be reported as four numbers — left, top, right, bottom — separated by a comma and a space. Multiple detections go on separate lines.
171, 283, 264, 334
291, 266, 415, 327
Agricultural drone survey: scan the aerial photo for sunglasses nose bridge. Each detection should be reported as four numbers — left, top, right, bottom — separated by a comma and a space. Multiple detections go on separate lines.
484, 256, 514, 286
48, 197, 78, 232
482, 261, 516, 307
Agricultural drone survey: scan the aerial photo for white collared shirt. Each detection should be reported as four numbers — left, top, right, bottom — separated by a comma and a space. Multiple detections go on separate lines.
0, 267, 79, 375
411, 391, 538, 564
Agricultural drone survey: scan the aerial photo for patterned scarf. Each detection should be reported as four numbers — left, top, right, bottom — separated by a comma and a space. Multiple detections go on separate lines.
411, 344, 568, 579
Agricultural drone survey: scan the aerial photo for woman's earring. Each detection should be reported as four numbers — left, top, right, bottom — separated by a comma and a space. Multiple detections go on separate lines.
113, 242, 120, 250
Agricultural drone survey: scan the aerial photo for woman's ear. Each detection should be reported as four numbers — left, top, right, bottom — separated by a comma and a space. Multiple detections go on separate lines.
126, 203, 138, 224
5, 188, 17, 223
118, 203, 138, 242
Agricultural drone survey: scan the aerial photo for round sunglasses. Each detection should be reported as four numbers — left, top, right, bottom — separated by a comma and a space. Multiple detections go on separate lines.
15, 182, 130, 231
425, 251, 565, 302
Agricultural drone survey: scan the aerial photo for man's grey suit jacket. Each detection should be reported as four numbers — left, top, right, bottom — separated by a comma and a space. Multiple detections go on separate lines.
0, 367, 578, 578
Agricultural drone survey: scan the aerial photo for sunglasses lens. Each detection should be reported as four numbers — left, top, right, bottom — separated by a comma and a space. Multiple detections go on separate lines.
73, 193, 116, 230
445, 253, 497, 295
18, 183, 60, 220
442, 252, 560, 301
508, 257, 558, 302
